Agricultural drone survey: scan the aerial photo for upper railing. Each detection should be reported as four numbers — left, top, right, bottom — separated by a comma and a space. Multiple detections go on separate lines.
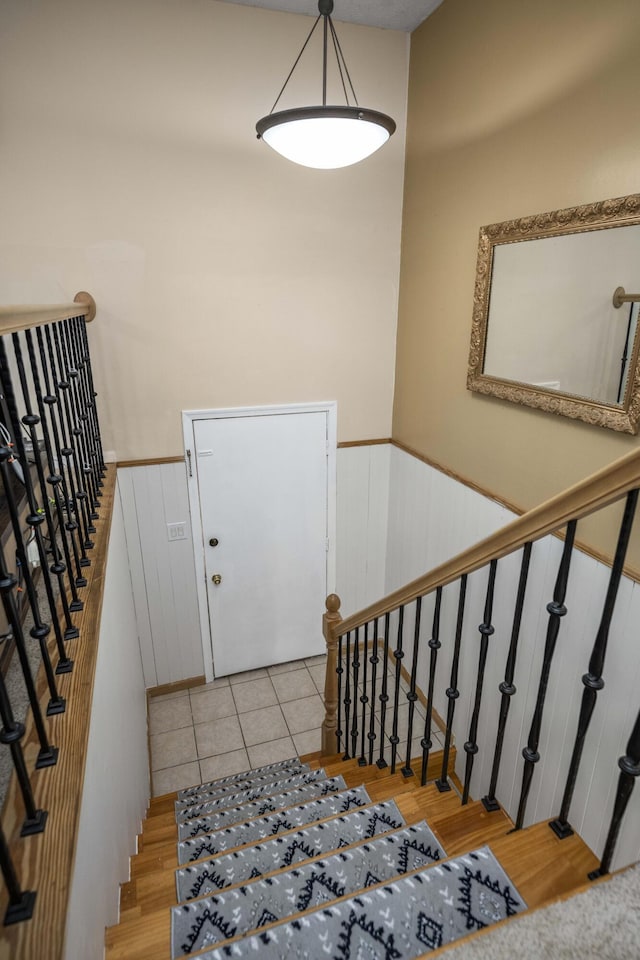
0, 293, 109, 954
322, 444, 640, 880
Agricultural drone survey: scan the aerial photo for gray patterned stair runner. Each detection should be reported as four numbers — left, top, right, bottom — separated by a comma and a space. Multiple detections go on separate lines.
176, 770, 328, 822
178, 777, 347, 841
177, 757, 309, 800
171, 822, 445, 956
194, 846, 526, 960
176, 761, 310, 807
176, 799, 405, 902
177, 787, 370, 865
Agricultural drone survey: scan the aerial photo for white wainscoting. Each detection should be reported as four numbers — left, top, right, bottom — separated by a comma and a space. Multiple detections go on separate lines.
118, 462, 204, 687
63, 479, 149, 959
384, 444, 640, 872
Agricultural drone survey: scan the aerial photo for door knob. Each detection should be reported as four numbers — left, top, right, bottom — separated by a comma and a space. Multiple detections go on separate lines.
209, 538, 219, 547
211, 574, 222, 585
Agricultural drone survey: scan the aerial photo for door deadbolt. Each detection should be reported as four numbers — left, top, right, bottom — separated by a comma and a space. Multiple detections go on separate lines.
209, 538, 219, 547
211, 574, 222, 585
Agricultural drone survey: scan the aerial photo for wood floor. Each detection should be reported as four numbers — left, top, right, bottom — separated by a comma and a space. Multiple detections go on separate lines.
105, 748, 600, 960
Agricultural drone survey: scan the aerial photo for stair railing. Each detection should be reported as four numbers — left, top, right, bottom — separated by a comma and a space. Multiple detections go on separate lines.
322, 445, 640, 878
0, 294, 108, 935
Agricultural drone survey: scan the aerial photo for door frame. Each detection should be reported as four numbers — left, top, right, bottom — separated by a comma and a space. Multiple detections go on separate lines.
182, 402, 337, 682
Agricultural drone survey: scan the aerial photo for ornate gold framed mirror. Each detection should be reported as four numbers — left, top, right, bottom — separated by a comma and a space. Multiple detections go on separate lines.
467, 193, 640, 433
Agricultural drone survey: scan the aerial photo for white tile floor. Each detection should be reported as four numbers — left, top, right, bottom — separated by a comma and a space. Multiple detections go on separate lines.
148, 652, 446, 796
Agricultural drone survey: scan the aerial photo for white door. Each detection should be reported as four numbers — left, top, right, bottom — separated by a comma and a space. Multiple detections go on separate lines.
190, 407, 333, 677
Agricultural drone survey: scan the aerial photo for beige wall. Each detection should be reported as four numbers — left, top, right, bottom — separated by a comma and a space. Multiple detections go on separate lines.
0, 0, 408, 459
394, 0, 640, 564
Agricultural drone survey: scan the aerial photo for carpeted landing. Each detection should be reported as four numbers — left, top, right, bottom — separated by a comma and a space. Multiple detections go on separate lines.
161, 757, 526, 959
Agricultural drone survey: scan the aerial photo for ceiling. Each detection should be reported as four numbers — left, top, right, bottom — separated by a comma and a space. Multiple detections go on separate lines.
218, 0, 444, 33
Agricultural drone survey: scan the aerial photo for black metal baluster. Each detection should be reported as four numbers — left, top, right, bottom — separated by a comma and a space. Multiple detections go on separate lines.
0, 510, 57, 768
343, 631, 351, 760
1, 822, 36, 925
0, 436, 64, 715
54, 322, 93, 551
377, 612, 391, 769
77, 315, 105, 481
70, 316, 101, 505
0, 667, 47, 835
419, 588, 442, 786
62, 319, 98, 527
44, 325, 90, 576
5, 335, 74, 668
38, 326, 86, 590
462, 559, 498, 804
350, 626, 360, 759
336, 634, 343, 755
436, 575, 467, 792
551, 491, 639, 838
359, 621, 369, 765
390, 605, 405, 774
589, 705, 640, 879
483, 543, 533, 812
515, 519, 577, 830
367, 617, 379, 765
402, 596, 423, 778
26, 328, 82, 618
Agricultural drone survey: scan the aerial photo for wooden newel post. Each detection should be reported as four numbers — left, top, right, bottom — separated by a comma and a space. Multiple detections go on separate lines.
321, 593, 342, 756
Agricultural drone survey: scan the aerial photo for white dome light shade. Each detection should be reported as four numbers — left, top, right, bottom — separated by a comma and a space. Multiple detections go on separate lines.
257, 106, 396, 170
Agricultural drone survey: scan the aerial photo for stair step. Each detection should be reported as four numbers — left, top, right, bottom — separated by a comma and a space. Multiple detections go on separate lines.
175, 769, 328, 822
175, 798, 406, 902
171, 821, 445, 957
178, 786, 370, 865
177, 776, 348, 841
190, 845, 526, 960
177, 758, 307, 800
174, 764, 311, 811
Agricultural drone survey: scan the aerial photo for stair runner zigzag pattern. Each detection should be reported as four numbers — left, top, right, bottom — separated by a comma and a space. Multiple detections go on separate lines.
194, 846, 526, 960
178, 777, 347, 841
175, 764, 311, 810
177, 787, 370, 865
177, 759, 307, 800
176, 770, 328, 822
175, 800, 405, 902
171, 822, 445, 956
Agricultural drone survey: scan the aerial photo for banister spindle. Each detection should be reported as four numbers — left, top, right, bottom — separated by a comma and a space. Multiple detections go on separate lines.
390, 605, 405, 774
0, 822, 36, 925
77, 314, 105, 480
4, 334, 74, 670
367, 617, 379, 765
436, 575, 467, 792
70, 316, 102, 502
39, 325, 87, 589
321, 594, 341, 756
359, 621, 369, 765
376, 611, 391, 769
515, 519, 577, 830
462, 559, 498, 804
53, 322, 93, 553
418, 587, 442, 786
483, 542, 533, 812
0, 667, 47, 835
62, 318, 98, 524
551, 491, 638, 838
350, 626, 360, 759
590, 704, 640, 879
402, 596, 423, 778
336, 634, 343, 755
343, 631, 352, 760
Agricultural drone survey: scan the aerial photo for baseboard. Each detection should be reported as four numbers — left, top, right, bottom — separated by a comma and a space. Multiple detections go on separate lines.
147, 675, 205, 699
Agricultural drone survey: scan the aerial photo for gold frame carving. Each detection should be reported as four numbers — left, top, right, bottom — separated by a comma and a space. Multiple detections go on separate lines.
467, 193, 640, 434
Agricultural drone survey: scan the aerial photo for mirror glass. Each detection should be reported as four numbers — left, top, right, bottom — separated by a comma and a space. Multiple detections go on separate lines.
468, 194, 640, 433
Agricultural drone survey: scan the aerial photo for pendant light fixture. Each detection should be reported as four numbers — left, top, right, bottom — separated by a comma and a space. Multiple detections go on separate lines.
256, 0, 396, 170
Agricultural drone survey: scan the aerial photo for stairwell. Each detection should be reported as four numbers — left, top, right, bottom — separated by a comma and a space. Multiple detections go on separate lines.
105, 749, 597, 960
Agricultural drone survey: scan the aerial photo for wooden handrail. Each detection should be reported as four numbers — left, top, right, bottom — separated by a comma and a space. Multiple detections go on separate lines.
0, 292, 96, 336
332, 445, 640, 639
